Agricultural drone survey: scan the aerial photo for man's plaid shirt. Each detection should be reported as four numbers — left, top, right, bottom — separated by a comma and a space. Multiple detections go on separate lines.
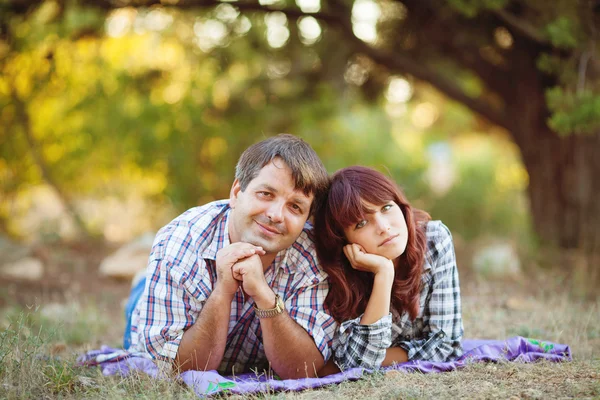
129, 200, 337, 374
332, 221, 463, 370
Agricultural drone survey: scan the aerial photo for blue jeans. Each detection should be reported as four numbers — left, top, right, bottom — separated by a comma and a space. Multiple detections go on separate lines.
123, 276, 146, 349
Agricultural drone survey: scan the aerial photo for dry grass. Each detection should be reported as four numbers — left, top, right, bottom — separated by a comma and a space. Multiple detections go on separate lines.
1, 274, 599, 399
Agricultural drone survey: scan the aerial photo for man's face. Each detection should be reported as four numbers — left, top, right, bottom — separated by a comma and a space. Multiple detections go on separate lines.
228, 159, 314, 254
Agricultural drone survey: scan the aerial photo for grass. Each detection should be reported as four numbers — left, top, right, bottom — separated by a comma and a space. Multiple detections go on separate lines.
1, 277, 599, 399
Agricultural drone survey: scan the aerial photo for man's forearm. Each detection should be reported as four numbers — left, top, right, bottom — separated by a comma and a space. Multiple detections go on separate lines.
174, 288, 232, 372
260, 313, 325, 379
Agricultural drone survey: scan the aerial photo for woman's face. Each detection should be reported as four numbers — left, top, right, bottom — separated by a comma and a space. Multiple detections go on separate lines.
343, 200, 409, 261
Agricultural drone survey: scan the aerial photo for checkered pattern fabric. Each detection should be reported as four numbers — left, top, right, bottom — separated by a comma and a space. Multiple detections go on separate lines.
332, 221, 463, 370
129, 200, 336, 374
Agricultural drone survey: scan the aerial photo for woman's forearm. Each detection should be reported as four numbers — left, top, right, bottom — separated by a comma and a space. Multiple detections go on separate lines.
360, 269, 394, 325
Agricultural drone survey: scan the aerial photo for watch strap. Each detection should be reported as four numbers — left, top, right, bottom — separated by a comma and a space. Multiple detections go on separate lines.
254, 294, 285, 318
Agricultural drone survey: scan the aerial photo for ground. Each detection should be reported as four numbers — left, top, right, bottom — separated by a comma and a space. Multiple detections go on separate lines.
1, 241, 599, 399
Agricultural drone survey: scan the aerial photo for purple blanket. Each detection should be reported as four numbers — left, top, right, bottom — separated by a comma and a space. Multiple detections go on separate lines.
79, 337, 571, 396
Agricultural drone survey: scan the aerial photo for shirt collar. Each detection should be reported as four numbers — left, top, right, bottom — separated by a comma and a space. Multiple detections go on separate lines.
198, 204, 232, 261
197, 202, 296, 275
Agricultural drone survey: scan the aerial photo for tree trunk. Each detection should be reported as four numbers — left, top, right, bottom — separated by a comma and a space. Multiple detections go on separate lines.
524, 126, 600, 289
506, 67, 600, 292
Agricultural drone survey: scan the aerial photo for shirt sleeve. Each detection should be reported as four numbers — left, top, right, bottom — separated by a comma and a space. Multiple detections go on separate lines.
286, 278, 338, 363
135, 223, 213, 361
331, 314, 393, 370
396, 223, 463, 361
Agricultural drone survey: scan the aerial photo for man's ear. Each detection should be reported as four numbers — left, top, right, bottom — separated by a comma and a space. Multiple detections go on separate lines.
229, 179, 242, 208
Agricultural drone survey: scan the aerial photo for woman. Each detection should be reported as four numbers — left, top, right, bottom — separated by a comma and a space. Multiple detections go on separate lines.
314, 166, 463, 372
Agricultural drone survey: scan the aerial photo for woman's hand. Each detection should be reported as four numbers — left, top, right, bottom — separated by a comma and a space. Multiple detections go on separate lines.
343, 243, 394, 277
344, 243, 395, 325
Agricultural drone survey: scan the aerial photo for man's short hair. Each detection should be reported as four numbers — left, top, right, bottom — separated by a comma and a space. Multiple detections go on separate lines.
235, 134, 329, 214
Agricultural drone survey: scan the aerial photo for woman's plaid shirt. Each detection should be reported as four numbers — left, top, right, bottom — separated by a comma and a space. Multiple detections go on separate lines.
129, 200, 337, 375
332, 221, 464, 370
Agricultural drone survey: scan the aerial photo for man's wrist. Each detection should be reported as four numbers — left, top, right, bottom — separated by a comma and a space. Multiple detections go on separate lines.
252, 289, 277, 310
212, 284, 237, 302
254, 293, 285, 318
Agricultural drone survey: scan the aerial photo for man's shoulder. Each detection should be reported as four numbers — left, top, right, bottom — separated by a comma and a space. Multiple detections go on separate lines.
152, 200, 230, 257
160, 200, 229, 231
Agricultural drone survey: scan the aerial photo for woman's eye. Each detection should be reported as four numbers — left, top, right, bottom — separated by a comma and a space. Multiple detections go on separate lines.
355, 220, 367, 229
382, 204, 392, 212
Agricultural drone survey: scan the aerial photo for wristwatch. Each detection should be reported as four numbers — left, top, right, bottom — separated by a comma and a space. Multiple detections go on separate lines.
254, 294, 285, 318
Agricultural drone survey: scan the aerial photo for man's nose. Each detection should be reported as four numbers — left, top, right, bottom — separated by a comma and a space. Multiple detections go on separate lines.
266, 201, 284, 223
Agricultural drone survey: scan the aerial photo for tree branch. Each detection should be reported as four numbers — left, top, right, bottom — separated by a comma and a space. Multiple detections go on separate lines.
11, 89, 91, 239
491, 8, 551, 48
62, 0, 340, 22
325, 0, 509, 129
355, 37, 509, 129
6, 0, 509, 129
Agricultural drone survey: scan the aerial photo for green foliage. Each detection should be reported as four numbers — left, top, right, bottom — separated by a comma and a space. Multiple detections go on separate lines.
0, 1, 540, 244
0, 312, 49, 396
546, 88, 600, 135
544, 16, 579, 49
536, 53, 566, 76
43, 361, 79, 395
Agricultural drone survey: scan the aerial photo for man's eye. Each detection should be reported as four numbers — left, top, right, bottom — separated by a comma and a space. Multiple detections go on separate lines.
355, 220, 367, 229
258, 191, 272, 198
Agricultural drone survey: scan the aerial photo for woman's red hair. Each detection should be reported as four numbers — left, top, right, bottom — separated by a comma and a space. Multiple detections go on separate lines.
314, 166, 430, 322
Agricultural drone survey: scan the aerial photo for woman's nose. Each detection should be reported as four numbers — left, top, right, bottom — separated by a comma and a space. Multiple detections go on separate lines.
376, 217, 390, 234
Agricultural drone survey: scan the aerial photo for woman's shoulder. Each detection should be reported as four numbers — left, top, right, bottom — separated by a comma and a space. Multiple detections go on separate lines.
423, 221, 454, 268
424, 220, 452, 243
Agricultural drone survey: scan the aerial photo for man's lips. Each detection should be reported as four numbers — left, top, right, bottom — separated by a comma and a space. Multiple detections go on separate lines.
379, 234, 399, 246
255, 220, 282, 235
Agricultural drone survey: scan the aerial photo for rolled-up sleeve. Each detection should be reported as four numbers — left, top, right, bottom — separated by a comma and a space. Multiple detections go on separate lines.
397, 224, 463, 361
332, 313, 393, 370
135, 224, 213, 361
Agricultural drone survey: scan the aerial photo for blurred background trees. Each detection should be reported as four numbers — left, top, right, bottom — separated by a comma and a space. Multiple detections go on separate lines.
1, 0, 598, 285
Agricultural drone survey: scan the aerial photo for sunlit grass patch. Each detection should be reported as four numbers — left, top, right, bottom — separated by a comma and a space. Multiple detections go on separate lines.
0, 309, 197, 399
1, 301, 118, 349
462, 279, 600, 360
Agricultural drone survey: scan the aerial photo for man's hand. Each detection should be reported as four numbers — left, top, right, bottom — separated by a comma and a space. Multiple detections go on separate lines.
215, 243, 265, 297
231, 254, 273, 304
343, 243, 394, 277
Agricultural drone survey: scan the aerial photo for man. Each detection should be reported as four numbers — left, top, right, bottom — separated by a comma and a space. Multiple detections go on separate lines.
127, 134, 336, 379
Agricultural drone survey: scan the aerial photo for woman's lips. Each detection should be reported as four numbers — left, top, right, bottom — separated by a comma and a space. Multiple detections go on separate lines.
379, 234, 399, 246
